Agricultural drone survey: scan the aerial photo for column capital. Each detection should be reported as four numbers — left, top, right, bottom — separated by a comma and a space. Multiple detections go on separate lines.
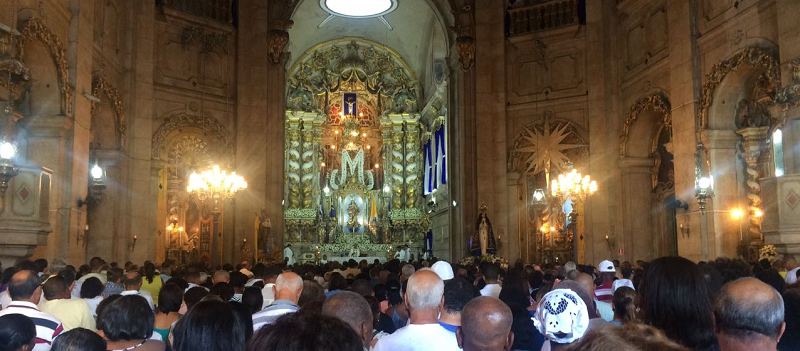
618, 157, 655, 172
699, 129, 740, 149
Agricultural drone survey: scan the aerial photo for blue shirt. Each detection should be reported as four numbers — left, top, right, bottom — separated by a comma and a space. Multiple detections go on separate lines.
438, 321, 458, 333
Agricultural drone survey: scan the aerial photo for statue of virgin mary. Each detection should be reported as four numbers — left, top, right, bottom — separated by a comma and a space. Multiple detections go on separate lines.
470, 204, 497, 256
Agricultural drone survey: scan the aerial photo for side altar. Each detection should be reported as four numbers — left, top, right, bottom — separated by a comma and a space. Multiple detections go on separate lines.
277, 39, 431, 260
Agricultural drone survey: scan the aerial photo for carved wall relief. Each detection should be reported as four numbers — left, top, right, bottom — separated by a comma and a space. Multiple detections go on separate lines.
151, 112, 234, 162
619, 93, 671, 157
18, 17, 72, 117
91, 76, 126, 150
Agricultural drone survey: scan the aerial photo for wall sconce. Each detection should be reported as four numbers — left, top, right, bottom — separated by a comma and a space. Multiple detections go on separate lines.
679, 220, 690, 238
129, 235, 138, 252
0, 141, 19, 197
78, 164, 107, 207
694, 142, 714, 211
604, 234, 616, 252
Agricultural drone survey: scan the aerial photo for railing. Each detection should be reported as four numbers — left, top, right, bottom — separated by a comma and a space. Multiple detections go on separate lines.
161, 0, 233, 24
508, 0, 580, 36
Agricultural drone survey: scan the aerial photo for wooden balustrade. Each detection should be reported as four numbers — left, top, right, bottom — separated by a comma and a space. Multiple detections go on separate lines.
508, 0, 580, 36
162, 0, 233, 24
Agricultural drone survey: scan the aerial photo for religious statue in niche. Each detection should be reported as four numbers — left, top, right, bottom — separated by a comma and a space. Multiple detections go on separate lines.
346, 200, 362, 232
470, 204, 497, 256
256, 208, 271, 252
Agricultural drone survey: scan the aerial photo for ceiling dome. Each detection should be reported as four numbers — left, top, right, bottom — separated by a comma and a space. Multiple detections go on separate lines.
320, 0, 398, 18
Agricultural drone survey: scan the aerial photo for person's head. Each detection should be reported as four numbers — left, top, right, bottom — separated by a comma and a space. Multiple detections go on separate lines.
708, 257, 753, 284
0, 314, 36, 351
106, 266, 124, 284
89, 257, 105, 273
80, 277, 104, 299
321, 291, 373, 347
213, 270, 230, 284
328, 273, 348, 291
173, 300, 250, 351
431, 261, 455, 281
34, 258, 48, 274
384, 279, 403, 306
244, 311, 362, 351
242, 286, 264, 315
779, 289, 800, 350
229, 271, 247, 292
401, 264, 415, 278
533, 289, 589, 346
405, 270, 444, 315
784, 254, 797, 270
158, 283, 183, 314
349, 279, 373, 297
209, 282, 234, 301
713, 277, 785, 347
181, 286, 209, 314
42, 275, 70, 300
99, 295, 154, 341
185, 268, 202, 285
457, 296, 514, 351
481, 262, 501, 283
143, 262, 156, 284
612, 286, 638, 323
8, 270, 41, 303
555, 280, 598, 319
755, 268, 786, 294
51, 328, 107, 351
443, 277, 478, 316
122, 271, 142, 291
273, 272, 303, 303
568, 323, 690, 351
639, 256, 716, 351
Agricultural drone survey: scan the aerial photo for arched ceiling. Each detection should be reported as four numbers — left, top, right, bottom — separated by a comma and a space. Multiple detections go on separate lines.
288, 0, 449, 96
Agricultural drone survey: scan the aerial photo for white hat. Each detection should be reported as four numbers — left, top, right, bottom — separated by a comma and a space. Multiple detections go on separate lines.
534, 289, 590, 344
598, 260, 616, 273
431, 261, 454, 280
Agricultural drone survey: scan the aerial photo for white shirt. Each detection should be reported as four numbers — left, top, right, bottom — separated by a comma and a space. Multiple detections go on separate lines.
480, 283, 502, 298
595, 299, 614, 322
787, 267, 800, 285
261, 283, 276, 309
83, 296, 104, 317
373, 323, 461, 351
284, 247, 295, 265
120, 290, 155, 311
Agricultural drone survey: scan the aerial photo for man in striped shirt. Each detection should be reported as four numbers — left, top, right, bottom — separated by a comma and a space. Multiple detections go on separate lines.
252, 272, 303, 330
0, 270, 63, 351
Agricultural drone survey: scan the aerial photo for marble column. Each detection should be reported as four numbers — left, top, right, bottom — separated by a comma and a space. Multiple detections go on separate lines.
618, 157, 655, 262
700, 129, 742, 260
735, 127, 770, 247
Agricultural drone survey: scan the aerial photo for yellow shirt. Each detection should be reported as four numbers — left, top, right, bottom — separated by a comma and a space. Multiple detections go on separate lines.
40, 298, 96, 331
141, 275, 163, 305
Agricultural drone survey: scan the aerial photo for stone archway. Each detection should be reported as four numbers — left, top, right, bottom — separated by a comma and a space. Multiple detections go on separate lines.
618, 93, 674, 260
18, 17, 72, 117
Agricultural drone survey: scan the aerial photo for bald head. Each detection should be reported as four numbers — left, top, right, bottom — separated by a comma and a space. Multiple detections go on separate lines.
714, 277, 784, 342
457, 296, 513, 351
123, 271, 142, 291
322, 291, 373, 347
8, 270, 41, 302
574, 273, 595, 296
406, 270, 444, 312
274, 272, 303, 303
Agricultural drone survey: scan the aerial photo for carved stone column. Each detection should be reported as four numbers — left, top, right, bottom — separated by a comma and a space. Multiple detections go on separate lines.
403, 117, 421, 210
389, 115, 405, 210
735, 126, 770, 248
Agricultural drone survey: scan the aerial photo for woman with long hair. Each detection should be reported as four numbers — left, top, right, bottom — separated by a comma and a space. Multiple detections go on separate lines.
610, 286, 637, 325
498, 272, 545, 351
172, 300, 250, 351
638, 257, 718, 351
141, 262, 163, 305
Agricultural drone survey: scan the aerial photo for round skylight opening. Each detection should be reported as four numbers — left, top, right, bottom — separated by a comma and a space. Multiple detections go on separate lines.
321, 0, 397, 18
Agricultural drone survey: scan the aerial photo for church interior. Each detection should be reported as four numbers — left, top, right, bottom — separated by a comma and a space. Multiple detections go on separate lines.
0, 0, 799, 268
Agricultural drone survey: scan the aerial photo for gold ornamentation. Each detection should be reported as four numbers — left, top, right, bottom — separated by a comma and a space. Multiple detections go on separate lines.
91, 76, 127, 150
267, 29, 290, 65
698, 47, 779, 129
151, 112, 234, 161
735, 126, 770, 245
509, 114, 588, 173
448, 0, 475, 71
619, 94, 671, 157
777, 58, 800, 110
18, 17, 72, 117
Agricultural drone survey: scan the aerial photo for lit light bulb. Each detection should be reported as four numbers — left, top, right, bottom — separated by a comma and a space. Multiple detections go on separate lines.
730, 209, 743, 220
374, 164, 380, 169
334, 130, 340, 135
351, 131, 359, 137
698, 177, 712, 190
90, 164, 103, 179
366, 145, 371, 150
321, 162, 326, 167
383, 185, 391, 193
754, 209, 764, 218
0, 141, 16, 160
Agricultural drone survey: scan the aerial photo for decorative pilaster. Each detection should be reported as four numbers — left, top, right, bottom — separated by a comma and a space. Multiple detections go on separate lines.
285, 118, 302, 210
389, 116, 405, 210
735, 126, 770, 246
404, 117, 421, 209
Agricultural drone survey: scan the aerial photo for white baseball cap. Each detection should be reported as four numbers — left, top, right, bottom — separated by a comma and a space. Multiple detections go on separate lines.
431, 261, 454, 280
598, 260, 616, 273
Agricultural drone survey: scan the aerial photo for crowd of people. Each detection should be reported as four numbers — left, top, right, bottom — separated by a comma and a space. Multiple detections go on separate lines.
0, 253, 798, 351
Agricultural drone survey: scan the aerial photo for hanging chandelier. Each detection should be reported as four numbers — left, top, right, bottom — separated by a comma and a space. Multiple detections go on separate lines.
551, 168, 597, 203
186, 165, 247, 202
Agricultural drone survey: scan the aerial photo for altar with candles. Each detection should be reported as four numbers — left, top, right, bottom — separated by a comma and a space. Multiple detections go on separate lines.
278, 39, 432, 259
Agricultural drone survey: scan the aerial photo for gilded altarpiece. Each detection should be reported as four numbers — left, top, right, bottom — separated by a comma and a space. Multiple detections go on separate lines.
283, 39, 430, 261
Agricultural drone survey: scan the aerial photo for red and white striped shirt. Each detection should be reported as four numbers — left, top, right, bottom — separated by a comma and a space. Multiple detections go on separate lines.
0, 301, 64, 351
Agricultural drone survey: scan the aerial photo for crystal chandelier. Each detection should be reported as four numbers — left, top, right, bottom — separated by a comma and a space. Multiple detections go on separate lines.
186, 165, 247, 202
550, 168, 597, 203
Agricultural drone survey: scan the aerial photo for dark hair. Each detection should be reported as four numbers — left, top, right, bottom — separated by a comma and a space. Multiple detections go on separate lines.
349, 279, 373, 297
443, 277, 477, 314
158, 283, 183, 313
298, 280, 326, 312
708, 258, 752, 284
144, 262, 156, 284
168, 277, 189, 291
498, 279, 538, 351
481, 262, 500, 281
242, 286, 264, 315
51, 327, 107, 351
34, 258, 48, 273
244, 311, 363, 351
43, 275, 69, 300
184, 286, 210, 311
122, 272, 142, 287
778, 289, 800, 351
328, 273, 348, 291
173, 300, 248, 351
639, 257, 717, 351
612, 286, 637, 323
58, 268, 76, 287
99, 295, 155, 341
2, 267, 17, 285
229, 272, 248, 289
95, 295, 122, 330
8, 270, 40, 300
210, 282, 234, 301
0, 314, 35, 351
228, 301, 255, 341
106, 267, 124, 284
754, 268, 785, 294
89, 257, 105, 271
384, 280, 403, 306
80, 277, 104, 299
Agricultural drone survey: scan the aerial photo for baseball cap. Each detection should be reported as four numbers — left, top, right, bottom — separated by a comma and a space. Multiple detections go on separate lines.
431, 261, 454, 280
598, 260, 616, 273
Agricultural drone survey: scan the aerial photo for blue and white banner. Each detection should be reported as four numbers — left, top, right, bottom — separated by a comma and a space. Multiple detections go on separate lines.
423, 139, 434, 195
434, 124, 447, 187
